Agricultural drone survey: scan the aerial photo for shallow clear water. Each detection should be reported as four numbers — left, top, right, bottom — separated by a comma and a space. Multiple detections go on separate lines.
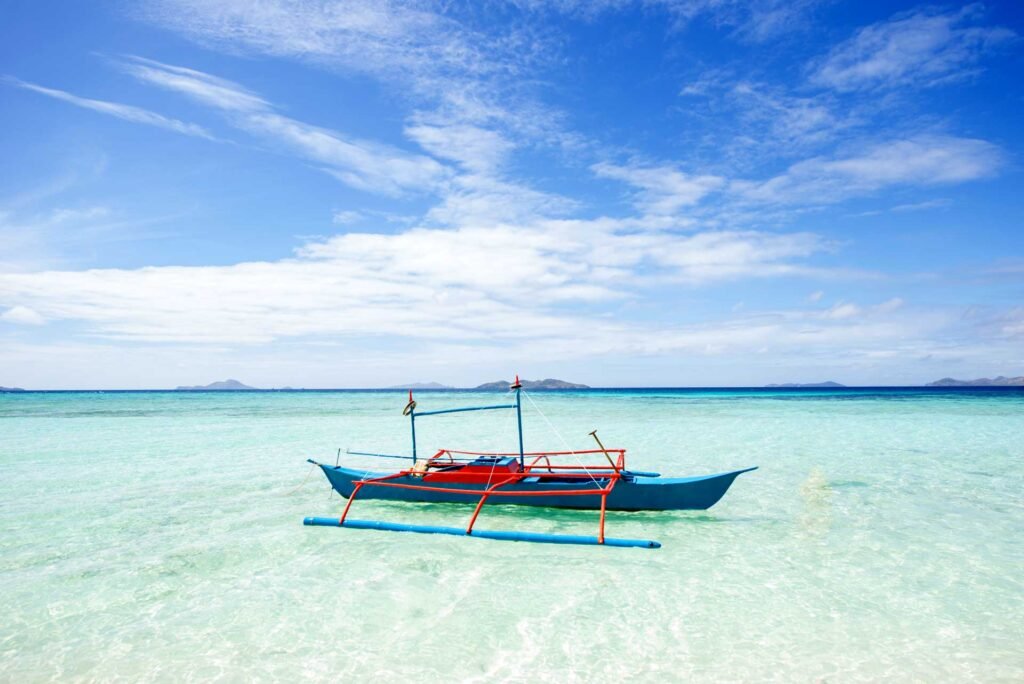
2, 388, 1022, 682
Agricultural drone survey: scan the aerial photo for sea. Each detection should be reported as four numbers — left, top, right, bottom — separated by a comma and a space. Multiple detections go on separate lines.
2, 387, 1022, 682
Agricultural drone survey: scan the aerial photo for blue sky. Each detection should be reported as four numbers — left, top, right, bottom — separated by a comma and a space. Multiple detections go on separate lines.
1, 1, 1022, 389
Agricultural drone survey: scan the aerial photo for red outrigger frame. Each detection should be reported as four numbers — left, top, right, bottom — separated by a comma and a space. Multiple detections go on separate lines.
337, 448, 628, 544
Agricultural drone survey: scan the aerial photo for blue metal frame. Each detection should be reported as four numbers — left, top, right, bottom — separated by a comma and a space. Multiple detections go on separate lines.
410, 410, 417, 463
514, 385, 524, 470
414, 404, 518, 417
408, 387, 525, 469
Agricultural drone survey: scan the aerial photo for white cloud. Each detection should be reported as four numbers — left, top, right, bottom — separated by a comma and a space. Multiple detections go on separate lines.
405, 124, 514, 173
807, 290, 824, 303
649, 230, 826, 282
876, 297, 904, 313
809, 6, 1015, 92
1, 305, 45, 325
331, 210, 362, 225
4, 77, 215, 140
0, 222, 833, 345
734, 135, 1002, 205
823, 136, 1000, 184
49, 206, 111, 224
0, 299, 979, 389
679, 67, 734, 97
592, 162, 725, 214
890, 198, 951, 213
998, 308, 1024, 339
425, 174, 576, 226
822, 302, 861, 320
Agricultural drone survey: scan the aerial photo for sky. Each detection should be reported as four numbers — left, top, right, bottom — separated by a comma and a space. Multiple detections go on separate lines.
1, 0, 1022, 389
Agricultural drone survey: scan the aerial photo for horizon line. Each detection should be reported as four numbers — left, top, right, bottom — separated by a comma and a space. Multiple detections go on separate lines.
4, 385, 1024, 393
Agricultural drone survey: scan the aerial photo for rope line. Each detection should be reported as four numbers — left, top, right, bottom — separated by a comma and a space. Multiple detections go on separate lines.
521, 389, 603, 490
482, 386, 518, 488
285, 462, 318, 495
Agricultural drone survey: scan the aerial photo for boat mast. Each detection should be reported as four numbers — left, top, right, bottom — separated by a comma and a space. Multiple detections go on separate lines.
512, 375, 524, 470
405, 389, 417, 464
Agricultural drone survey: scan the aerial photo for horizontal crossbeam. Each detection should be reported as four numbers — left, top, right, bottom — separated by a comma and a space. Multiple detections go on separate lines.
413, 404, 517, 417
344, 450, 415, 461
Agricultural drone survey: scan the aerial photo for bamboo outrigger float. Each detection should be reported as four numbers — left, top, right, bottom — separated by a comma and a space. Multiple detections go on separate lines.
304, 377, 756, 549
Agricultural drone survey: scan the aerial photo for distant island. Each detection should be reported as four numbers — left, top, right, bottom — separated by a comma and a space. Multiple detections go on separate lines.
475, 378, 589, 390
387, 382, 453, 390
0, 386, 26, 392
175, 379, 256, 391
765, 381, 845, 388
927, 376, 1024, 387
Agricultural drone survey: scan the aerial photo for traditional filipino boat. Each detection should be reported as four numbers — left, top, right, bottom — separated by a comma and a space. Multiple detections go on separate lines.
304, 377, 756, 549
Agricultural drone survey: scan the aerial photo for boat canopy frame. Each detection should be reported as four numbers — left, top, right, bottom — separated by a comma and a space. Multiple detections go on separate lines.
406, 377, 525, 469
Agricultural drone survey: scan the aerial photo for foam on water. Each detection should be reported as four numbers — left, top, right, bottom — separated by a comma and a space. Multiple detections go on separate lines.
1, 389, 1023, 681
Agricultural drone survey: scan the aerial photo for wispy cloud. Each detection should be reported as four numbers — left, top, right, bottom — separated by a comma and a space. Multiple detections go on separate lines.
425, 174, 576, 226
135, 1, 505, 88
809, 5, 1015, 92
249, 112, 449, 195
1, 203, 116, 272
117, 56, 576, 221
891, 198, 952, 213
727, 82, 858, 151
331, 210, 362, 225
119, 56, 270, 111
592, 161, 725, 215
121, 57, 449, 195
3, 76, 215, 140
517, 0, 822, 43
674, 73, 875, 170
134, 0, 558, 138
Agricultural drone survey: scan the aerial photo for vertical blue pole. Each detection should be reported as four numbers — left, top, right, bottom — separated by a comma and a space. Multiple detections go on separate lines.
410, 410, 417, 464
515, 385, 524, 470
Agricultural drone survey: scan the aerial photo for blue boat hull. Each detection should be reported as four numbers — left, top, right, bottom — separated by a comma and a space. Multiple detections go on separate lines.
315, 463, 756, 511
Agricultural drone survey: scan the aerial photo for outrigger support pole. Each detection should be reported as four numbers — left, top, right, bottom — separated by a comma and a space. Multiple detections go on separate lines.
303, 518, 661, 549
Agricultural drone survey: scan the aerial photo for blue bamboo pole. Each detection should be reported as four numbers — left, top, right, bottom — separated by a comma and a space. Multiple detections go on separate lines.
515, 383, 524, 470
410, 410, 417, 464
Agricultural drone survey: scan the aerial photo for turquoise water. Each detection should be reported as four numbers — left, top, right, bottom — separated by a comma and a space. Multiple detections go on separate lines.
2, 388, 1022, 681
